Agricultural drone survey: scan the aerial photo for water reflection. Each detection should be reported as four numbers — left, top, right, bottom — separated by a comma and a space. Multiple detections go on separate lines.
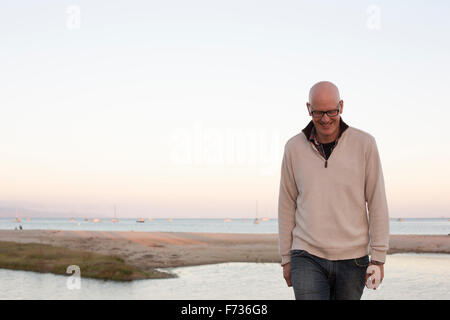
0, 254, 449, 300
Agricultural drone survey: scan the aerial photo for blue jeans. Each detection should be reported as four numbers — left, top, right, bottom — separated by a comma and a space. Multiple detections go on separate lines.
290, 249, 369, 300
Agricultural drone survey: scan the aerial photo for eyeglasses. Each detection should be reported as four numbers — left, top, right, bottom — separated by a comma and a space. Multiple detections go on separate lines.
309, 104, 341, 119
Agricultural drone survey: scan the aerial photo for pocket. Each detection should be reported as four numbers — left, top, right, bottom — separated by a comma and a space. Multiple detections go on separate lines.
353, 255, 369, 267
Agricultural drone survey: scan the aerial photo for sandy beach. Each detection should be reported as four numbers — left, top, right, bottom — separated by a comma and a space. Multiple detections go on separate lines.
0, 230, 448, 275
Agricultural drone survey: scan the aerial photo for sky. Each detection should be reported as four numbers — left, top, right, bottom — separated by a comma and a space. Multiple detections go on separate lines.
1, 1, 449, 218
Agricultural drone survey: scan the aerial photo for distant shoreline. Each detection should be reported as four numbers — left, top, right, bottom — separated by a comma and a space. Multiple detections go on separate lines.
0, 230, 448, 280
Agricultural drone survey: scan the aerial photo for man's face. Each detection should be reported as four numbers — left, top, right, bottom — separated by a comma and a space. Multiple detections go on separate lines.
307, 100, 343, 139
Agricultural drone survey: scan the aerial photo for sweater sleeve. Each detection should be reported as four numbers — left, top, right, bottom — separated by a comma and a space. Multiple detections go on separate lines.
278, 143, 299, 266
365, 137, 390, 263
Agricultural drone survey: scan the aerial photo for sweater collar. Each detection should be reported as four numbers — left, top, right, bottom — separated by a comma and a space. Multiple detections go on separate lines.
302, 117, 349, 146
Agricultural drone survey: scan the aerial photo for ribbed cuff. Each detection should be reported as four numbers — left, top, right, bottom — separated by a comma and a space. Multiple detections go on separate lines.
281, 255, 291, 266
370, 249, 387, 263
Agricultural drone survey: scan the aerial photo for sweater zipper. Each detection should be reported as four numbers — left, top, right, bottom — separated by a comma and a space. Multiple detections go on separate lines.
324, 140, 338, 168
310, 140, 338, 168
320, 144, 328, 168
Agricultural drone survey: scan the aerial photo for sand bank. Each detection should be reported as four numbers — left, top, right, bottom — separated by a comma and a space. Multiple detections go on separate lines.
0, 231, 448, 274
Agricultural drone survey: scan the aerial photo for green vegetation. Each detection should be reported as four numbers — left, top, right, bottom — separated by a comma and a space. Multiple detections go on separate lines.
0, 241, 173, 281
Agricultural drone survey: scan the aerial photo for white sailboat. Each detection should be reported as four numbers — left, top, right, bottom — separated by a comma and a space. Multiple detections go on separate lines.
254, 201, 260, 224
136, 217, 145, 223
111, 205, 119, 223
13, 209, 21, 223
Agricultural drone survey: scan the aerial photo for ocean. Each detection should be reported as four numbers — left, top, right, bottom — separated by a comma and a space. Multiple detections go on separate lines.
0, 217, 449, 235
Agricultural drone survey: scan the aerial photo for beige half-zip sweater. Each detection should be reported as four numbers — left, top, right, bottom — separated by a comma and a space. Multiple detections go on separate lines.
278, 120, 390, 266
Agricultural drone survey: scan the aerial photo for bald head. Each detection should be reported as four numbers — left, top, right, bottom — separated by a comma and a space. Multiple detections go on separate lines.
308, 81, 341, 107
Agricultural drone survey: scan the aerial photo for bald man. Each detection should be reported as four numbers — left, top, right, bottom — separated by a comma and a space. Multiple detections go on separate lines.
278, 81, 389, 300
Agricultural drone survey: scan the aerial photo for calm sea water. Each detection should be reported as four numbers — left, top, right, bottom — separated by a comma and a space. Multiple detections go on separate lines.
0, 217, 449, 235
1, 253, 449, 300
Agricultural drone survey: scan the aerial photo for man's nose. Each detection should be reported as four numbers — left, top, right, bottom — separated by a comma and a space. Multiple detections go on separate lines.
321, 113, 331, 122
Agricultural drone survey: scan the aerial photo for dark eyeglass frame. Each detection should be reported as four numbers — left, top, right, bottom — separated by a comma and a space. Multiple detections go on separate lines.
308, 103, 341, 119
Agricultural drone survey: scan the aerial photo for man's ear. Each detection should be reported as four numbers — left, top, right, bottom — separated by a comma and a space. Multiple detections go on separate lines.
339, 100, 344, 114
306, 103, 312, 116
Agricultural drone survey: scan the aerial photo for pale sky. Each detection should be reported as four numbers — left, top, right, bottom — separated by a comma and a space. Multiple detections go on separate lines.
1, 1, 449, 218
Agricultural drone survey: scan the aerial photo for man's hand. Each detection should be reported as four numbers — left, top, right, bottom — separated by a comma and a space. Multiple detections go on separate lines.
283, 262, 292, 287
365, 262, 384, 290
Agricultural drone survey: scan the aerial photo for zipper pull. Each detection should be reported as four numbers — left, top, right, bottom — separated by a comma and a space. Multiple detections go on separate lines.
325, 160, 328, 168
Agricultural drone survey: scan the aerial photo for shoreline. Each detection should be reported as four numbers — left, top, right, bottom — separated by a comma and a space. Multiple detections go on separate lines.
0, 230, 448, 280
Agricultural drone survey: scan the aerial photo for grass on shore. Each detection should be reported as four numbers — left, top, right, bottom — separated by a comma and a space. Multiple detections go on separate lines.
0, 241, 174, 281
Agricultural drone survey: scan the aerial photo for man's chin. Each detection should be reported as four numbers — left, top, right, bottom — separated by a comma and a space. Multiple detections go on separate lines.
318, 123, 334, 132
316, 125, 338, 139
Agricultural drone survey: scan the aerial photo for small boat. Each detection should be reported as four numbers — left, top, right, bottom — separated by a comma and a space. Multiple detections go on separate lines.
136, 217, 145, 223
84, 216, 89, 222
91, 218, 101, 223
111, 205, 119, 223
148, 217, 153, 221
224, 218, 232, 223
13, 209, 21, 223
168, 218, 173, 222
261, 217, 270, 222
69, 218, 75, 223
398, 218, 404, 222
254, 201, 260, 224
